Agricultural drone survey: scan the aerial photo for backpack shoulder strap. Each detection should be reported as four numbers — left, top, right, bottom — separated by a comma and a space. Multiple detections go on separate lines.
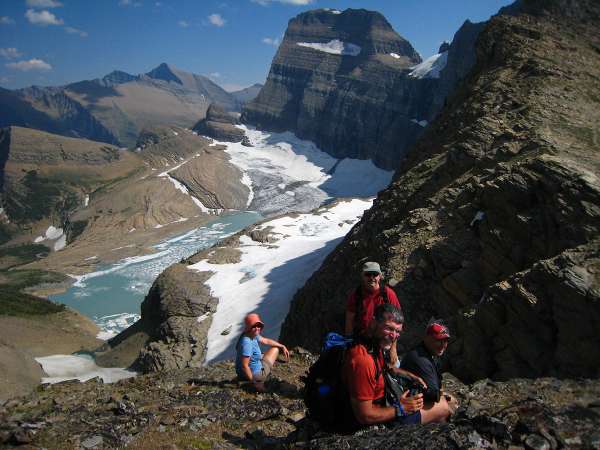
380, 282, 389, 304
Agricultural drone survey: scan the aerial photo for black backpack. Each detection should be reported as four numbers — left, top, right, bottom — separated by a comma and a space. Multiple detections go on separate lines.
303, 334, 382, 432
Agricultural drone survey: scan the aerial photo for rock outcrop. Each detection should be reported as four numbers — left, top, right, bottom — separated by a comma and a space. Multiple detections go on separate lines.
95, 265, 215, 373
192, 104, 250, 144
242, 8, 485, 169
280, 0, 600, 382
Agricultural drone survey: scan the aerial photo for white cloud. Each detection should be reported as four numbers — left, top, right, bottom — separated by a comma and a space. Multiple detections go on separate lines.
262, 37, 280, 47
119, 0, 142, 6
0, 48, 22, 59
208, 13, 225, 27
252, 0, 314, 5
65, 26, 88, 37
26, 0, 63, 8
0, 16, 15, 25
0, 76, 10, 84
178, 20, 189, 28
25, 9, 63, 25
6, 58, 52, 71
209, 72, 221, 78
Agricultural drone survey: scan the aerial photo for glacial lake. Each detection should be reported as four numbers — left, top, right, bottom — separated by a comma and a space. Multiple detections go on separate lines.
50, 211, 261, 339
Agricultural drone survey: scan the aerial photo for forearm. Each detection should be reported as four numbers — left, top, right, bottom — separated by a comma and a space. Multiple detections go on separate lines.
260, 337, 282, 348
352, 400, 396, 425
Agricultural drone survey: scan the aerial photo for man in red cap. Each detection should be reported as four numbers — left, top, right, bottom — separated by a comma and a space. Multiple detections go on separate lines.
400, 320, 457, 413
235, 312, 289, 391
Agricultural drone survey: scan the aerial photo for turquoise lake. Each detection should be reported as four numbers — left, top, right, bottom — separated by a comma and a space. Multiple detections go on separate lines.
50, 211, 261, 338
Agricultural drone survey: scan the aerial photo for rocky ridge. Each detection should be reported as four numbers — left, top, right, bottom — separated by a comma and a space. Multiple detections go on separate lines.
279, 0, 600, 383
0, 64, 241, 148
1, 352, 599, 449
242, 8, 485, 169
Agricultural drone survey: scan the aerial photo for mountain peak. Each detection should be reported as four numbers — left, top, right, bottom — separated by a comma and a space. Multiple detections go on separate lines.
101, 70, 137, 86
145, 63, 183, 85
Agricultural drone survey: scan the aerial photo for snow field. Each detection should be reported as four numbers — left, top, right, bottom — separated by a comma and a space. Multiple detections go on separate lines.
35, 354, 136, 384
188, 198, 373, 363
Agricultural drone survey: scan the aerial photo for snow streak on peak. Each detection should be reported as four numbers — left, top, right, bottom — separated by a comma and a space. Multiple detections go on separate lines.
297, 39, 361, 56
409, 51, 448, 79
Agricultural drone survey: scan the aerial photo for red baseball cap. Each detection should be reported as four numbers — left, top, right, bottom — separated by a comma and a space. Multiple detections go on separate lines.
244, 313, 264, 331
426, 322, 450, 340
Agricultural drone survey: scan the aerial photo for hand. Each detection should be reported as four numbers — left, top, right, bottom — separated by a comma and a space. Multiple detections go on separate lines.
413, 375, 428, 390
280, 345, 290, 360
400, 390, 423, 414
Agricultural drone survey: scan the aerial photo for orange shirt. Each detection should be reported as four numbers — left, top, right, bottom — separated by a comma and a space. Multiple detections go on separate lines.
343, 344, 385, 402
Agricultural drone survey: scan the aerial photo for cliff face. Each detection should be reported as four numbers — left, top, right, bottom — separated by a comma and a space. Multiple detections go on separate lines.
279, 0, 600, 381
242, 8, 484, 169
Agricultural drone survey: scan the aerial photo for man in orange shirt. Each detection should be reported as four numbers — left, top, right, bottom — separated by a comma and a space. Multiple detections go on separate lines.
343, 304, 453, 427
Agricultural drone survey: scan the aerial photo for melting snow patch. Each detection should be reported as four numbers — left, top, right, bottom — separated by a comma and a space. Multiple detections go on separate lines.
84, 195, 89, 207
54, 234, 67, 251
173, 131, 179, 136
45, 226, 63, 240
35, 354, 136, 384
298, 39, 361, 56
390, 53, 401, 59
188, 198, 373, 364
84, 255, 98, 261
409, 51, 448, 79
34, 236, 45, 243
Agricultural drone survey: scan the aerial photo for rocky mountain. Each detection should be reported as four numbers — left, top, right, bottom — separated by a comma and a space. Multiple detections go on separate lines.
280, 0, 600, 383
0, 64, 241, 148
241, 8, 485, 169
64, 63, 239, 147
0, 126, 140, 246
230, 83, 263, 104
16, 125, 249, 277
0, 87, 119, 146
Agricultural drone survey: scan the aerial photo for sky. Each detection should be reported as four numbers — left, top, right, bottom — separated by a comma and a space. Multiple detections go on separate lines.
0, 0, 514, 92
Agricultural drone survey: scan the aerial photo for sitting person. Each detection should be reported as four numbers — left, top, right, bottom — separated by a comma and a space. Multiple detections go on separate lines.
400, 320, 458, 412
235, 313, 289, 391
343, 304, 453, 428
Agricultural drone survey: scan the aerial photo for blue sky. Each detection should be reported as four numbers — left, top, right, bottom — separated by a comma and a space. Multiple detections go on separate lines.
0, 0, 514, 92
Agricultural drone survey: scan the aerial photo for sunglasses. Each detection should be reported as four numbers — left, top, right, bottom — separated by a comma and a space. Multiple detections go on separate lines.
251, 323, 264, 329
363, 272, 380, 278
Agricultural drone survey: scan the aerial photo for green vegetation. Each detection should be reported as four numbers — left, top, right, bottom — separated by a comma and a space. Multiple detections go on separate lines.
5, 170, 64, 223
0, 269, 67, 316
0, 243, 50, 263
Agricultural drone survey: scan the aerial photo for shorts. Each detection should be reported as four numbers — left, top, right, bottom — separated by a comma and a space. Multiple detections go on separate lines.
394, 411, 421, 426
252, 357, 273, 383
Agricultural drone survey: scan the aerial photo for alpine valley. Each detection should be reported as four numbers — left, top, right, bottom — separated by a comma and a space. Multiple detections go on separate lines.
0, 0, 599, 448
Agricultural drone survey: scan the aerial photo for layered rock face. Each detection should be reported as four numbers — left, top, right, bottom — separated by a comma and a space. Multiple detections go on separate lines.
192, 104, 249, 144
280, 0, 600, 382
242, 9, 484, 169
